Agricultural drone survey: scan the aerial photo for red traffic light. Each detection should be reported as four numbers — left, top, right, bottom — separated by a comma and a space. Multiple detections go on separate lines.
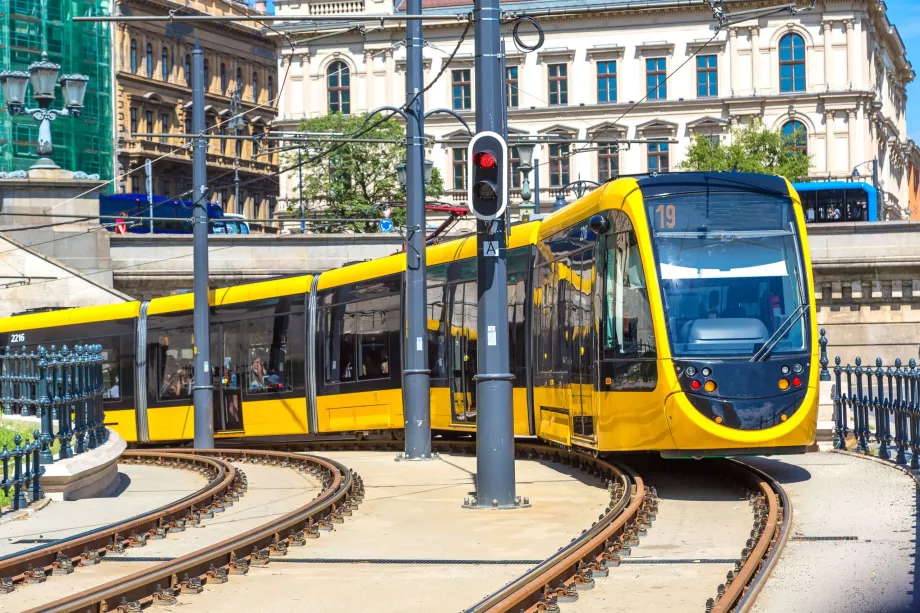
473, 151, 497, 169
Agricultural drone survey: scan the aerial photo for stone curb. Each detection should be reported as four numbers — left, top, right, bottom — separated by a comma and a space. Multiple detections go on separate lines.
0, 496, 51, 525
829, 448, 920, 489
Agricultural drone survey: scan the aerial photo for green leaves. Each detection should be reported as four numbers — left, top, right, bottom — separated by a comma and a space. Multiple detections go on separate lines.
287, 112, 443, 233
679, 120, 812, 182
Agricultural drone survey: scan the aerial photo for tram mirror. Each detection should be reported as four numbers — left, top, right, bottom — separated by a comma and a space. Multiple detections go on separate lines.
588, 214, 610, 235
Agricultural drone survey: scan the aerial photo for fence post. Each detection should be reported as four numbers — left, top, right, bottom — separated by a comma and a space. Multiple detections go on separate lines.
0, 444, 9, 511
84, 346, 98, 450
819, 329, 831, 381
909, 359, 920, 470
875, 359, 890, 460
37, 347, 54, 466
855, 358, 870, 453
11, 434, 26, 510
98, 345, 107, 444
73, 345, 85, 455
833, 357, 846, 449
31, 430, 42, 501
1, 346, 9, 416
57, 346, 73, 460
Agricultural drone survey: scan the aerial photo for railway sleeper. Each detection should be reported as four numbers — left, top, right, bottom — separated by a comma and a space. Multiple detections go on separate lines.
207, 564, 229, 584
24, 565, 46, 584
179, 573, 204, 595
153, 584, 177, 606
250, 546, 271, 566
52, 552, 75, 575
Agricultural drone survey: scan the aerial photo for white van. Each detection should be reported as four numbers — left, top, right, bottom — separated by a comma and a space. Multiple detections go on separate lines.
213, 213, 251, 235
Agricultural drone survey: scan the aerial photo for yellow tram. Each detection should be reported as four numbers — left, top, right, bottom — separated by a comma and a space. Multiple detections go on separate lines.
0, 172, 818, 456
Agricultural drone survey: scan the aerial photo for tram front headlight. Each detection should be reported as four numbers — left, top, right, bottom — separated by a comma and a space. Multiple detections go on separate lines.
792, 363, 804, 374
781, 365, 791, 375
685, 366, 697, 378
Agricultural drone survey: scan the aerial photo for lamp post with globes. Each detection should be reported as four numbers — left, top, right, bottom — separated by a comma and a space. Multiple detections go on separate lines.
515, 141, 537, 217
397, 159, 433, 191
0, 54, 89, 171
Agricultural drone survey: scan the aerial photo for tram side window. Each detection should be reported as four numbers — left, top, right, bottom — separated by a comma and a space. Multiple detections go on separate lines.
534, 264, 556, 376
102, 348, 120, 400
324, 294, 398, 384
427, 285, 447, 379
246, 310, 305, 395
150, 330, 195, 400
602, 230, 657, 390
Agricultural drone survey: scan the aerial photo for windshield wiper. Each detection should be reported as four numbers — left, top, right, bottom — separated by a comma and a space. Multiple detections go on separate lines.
750, 302, 809, 363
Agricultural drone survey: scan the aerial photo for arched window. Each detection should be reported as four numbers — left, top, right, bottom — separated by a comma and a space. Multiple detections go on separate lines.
782, 120, 807, 154
779, 33, 806, 93
236, 67, 243, 93
161, 47, 169, 81
185, 54, 191, 87
327, 61, 350, 114
220, 63, 228, 94
145, 43, 153, 78
203, 60, 210, 91
251, 72, 258, 102
130, 40, 138, 73
267, 76, 274, 104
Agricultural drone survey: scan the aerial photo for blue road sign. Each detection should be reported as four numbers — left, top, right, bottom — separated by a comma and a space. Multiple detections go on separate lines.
379, 218, 394, 233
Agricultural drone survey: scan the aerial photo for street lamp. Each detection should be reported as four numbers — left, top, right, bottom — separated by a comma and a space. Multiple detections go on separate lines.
397, 159, 433, 190
0, 53, 89, 170
516, 141, 536, 209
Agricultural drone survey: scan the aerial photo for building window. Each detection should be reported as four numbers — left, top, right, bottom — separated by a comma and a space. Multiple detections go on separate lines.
598, 144, 619, 182
597, 60, 617, 103
696, 55, 717, 97
646, 58, 667, 100
130, 39, 138, 73
236, 67, 243, 92
779, 33, 806, 92
251, 72, 258, 103
159, 113, 169, 143
185, 54, 191, 87
506, 66, 518, 108
782, 120, 808, 154
452, 69, 471, 110
220, 63, 228, 94
203, 60, 210, 91
131, 176, 140, 193
452, 148, 467, 190
145, 43, 153, 78
548, 64, 568, 105
145, 110, 154, 135
648, 142, 669, 173
220, 125, 227, 155
185, 115, 191, 135
327, 61, 350, 114
129, 107, 137, 134
268, 76, 274, 103
549, 143, 570, 186
161, 47, 169, 81
509, 146, 521, 189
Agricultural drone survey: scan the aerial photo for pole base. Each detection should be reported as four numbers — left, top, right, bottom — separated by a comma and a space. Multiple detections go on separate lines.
394, 452, 439, 462
462, 495, 531, 510
30, 157, 60, 170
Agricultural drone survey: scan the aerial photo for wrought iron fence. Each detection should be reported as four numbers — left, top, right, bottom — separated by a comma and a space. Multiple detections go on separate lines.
825, 330, 920, 467
0, 344, 108, 512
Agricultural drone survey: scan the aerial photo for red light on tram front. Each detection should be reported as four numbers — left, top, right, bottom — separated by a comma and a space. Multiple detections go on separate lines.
473, 151, 497, 169
792, 377, 802, 387
690, 380, 701, 391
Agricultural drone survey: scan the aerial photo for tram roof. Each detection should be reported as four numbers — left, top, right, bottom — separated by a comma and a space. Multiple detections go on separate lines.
635, 172, 791, 198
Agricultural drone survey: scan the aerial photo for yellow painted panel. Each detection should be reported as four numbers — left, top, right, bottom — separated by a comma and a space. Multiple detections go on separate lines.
316, 389, 403, 432
537, 408, 570, 446
147, 405, 195, 441
513, 387, 530, 435
593, 384, 676, 452
103, 408, 138, 443
240, 397, 309, 437
0, 301, 141, 334
430, 386, 456, 430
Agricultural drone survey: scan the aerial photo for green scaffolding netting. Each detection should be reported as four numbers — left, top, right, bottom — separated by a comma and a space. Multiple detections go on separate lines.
0, 0, 114, 183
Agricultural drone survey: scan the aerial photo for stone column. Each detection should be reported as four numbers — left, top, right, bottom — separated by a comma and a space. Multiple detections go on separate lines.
728, 28, 738, 96
825, 110, 836, 173
750, 26, 761, 94
847, 108, 859, 171
384, 48, 394, 104
845, 18, 862, 90
823, 21, 834, 91
364, 49, 375, 112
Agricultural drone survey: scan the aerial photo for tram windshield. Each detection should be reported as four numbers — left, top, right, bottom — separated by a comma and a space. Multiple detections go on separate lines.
646, 191, 808, 358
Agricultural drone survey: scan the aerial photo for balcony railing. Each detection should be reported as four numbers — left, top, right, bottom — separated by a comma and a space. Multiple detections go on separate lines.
307, 0, 365, 14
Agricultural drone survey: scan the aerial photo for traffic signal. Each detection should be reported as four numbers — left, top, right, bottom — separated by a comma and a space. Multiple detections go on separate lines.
467, 131, 508, 221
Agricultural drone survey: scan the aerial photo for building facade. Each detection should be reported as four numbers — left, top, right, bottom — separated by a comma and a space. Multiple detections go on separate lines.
271, 0, 914, 222
0, 0, 115, 178
114, 0, 279, 220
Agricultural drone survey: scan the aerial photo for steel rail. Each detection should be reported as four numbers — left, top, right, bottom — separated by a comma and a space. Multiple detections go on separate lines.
710, 458, 788, 613
0, 450, 241, 588
25, 449, 362, 613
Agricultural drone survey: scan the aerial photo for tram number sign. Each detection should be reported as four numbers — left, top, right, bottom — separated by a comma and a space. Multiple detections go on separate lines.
10, 333, 24, 344
654, 204, 676, 229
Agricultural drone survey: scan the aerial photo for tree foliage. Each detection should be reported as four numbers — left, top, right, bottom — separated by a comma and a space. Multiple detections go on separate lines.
679, 120, 812, 182
289, 113, 444, 233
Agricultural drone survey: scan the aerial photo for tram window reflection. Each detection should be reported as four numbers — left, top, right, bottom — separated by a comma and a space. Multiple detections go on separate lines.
152, 332, 194, 400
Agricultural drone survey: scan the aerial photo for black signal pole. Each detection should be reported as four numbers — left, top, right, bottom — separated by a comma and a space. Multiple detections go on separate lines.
470, 0, 518, 507
191, 41, 214, 449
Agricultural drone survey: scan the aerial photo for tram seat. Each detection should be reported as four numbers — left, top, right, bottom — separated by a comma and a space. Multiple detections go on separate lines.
678, 318, 769, 354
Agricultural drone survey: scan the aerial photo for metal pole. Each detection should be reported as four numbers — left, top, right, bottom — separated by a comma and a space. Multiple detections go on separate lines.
533, 157, 541, 214
401, 0, 432, 460
472, 0, 517, 507
191, 42, 214, 449
500, 39, 510, 228
145, 159, 154, 233
299, 147, 305, 233
872, 158, 880, 220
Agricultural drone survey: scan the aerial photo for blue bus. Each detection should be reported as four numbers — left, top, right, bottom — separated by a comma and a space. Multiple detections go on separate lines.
791, 181, 879, 223
99, 193, 226, 234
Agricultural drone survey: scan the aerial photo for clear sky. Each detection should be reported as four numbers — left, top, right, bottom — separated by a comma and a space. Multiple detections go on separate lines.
884, 0, 918, 141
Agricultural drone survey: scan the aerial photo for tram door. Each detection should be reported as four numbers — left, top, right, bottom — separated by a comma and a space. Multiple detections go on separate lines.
211, 322, 244, 432
448, 282, 477, 423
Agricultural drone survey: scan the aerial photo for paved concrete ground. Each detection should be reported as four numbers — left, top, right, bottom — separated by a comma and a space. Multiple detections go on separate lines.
0, 463, 207, 558
3, 462, 318, 612
747, 451, 916, 613
156, 450, 612, 613
566, 463, 755, 613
